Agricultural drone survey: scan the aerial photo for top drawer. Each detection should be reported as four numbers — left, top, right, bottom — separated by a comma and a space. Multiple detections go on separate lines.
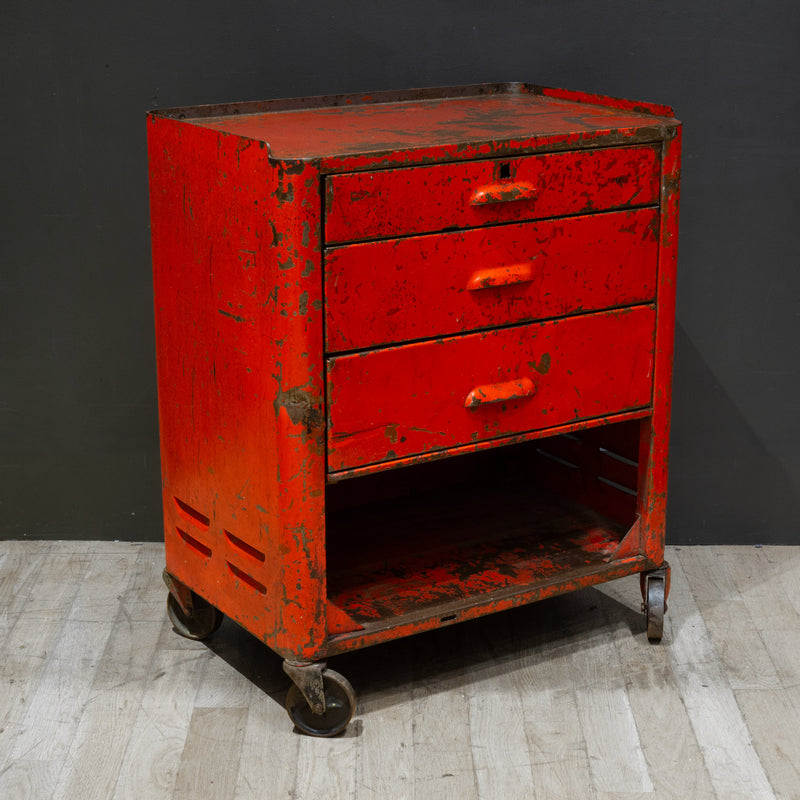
324, 144, 661, 243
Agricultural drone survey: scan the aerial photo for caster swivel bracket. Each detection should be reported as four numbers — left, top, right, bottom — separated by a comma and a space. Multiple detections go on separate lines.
283, 660, 328, 715
162, 569, 193, 616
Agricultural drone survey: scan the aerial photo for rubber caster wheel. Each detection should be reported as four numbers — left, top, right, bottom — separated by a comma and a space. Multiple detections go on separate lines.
640, 562, 670, 643
166, 591, 224, 641
644, 576, 666, 641
285, 669, 356, 737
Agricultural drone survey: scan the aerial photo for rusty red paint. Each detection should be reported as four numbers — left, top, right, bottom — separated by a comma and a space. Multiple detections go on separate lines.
469, 180, 538, 205
325, 144, 660, 242
535, 84, 676, 119
326, 407, 652, 484
324, 557, 649, 656
636, 126, 682, 565
325, 475, 630, 625
173, 84, 676, 174
148, 83, 680, 674
327, 305, 656, 472
148, 115, 326, 658
464, 377, 536, 408
325, 207, 659, 352
466, 262, 535, 291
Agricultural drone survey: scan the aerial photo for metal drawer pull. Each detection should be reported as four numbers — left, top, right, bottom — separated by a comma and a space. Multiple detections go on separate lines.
469, 181, 537, 205
465, 377, 536, 408
466, 263, 534, 291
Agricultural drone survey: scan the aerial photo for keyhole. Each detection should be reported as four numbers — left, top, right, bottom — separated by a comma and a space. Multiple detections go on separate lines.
499, 162, 511, 179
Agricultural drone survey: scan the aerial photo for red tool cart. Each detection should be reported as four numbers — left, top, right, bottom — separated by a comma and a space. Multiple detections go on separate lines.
147, 83, 680, 736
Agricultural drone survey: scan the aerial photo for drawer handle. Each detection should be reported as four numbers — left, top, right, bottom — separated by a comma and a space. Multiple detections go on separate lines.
466, 263, 534, 291
469, 181, 537, 205
465, 377, 535, 408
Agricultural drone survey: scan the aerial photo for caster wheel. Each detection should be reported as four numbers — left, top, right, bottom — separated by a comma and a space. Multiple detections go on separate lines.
640, 562, 670, 643
285, 669, 356, 737
643, 574, 666, 642
166, 591, 224, 641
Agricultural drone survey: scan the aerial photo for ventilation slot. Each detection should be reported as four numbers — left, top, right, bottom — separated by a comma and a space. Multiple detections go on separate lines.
227, 562, 266, 594
535, 448, 579, 470
499, 162, 511, 179
598, 476, 638, 496
174, 497, 210, 528
224, 530, 266, 562
176, 527, 212, 557
598, 447, 638, 467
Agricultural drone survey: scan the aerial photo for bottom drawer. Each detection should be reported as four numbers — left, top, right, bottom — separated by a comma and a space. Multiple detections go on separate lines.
327, 305, 656, 472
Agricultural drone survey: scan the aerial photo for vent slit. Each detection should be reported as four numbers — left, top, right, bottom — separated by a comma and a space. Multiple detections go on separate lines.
227, 562, 267, 594
599, 446, 639, 467
535, 448, 579, 470
176, 527, 212, 557
597, 476, 638, 496
174, 497, 210, 528
224, 531, 266, 562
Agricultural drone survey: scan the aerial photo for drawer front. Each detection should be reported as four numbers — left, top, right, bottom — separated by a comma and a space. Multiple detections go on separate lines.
325, 144, 660, 243
325, 208, 658, 352
327, 305, 655, 472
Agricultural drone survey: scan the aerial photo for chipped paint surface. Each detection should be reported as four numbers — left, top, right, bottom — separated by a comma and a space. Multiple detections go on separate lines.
157, 83, 677, 172
325, 207, 659, 352
148, 84, 679, 669
148, 116, 326, 658
325, 144, 661, 243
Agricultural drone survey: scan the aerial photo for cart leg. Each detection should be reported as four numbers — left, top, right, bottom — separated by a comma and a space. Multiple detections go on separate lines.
163, 570, 224, 641
640, 562, 670, 643
283, 660, 356, 737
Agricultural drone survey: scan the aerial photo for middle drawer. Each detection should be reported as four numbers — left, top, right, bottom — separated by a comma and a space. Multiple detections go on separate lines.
325, 207, 658, 352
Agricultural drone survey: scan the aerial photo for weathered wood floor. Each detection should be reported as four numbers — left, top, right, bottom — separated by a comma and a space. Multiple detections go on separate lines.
0, 542, 798, 799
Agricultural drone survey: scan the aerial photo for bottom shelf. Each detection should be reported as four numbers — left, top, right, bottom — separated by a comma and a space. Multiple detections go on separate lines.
326, 440, 638, 632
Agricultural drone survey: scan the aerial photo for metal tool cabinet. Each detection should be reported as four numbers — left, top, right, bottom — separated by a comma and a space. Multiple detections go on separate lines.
147, 83, 680, 736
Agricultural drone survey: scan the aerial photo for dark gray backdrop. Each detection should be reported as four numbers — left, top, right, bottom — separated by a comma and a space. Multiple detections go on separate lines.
3, 1, 799, 543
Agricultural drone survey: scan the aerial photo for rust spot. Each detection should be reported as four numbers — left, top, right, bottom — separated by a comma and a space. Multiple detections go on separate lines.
218, 309, 246, 323
646, 214, 660, 240
663, 171, 681, 194
273, 177, 294, 204
263, 285, 278, 308
274, 387, 323, 434
269, 220, 284, 246
282, 159, 306, 176
529, 353, 551, 375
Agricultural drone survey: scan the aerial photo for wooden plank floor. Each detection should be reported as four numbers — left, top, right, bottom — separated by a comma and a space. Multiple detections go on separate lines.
1, 542, 798, 799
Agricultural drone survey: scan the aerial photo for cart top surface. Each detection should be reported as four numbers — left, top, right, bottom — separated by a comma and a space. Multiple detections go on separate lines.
157, 84, 678, 162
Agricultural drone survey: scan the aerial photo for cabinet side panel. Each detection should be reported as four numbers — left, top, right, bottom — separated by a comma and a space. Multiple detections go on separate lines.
147, 117, 325, 657
637, 126, 681, 562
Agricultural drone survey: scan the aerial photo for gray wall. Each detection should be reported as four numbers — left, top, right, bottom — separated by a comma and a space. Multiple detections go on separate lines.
3, 1, 799, 543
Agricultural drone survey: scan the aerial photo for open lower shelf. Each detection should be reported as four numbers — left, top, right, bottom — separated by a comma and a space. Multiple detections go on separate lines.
325, 448, 634, 630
